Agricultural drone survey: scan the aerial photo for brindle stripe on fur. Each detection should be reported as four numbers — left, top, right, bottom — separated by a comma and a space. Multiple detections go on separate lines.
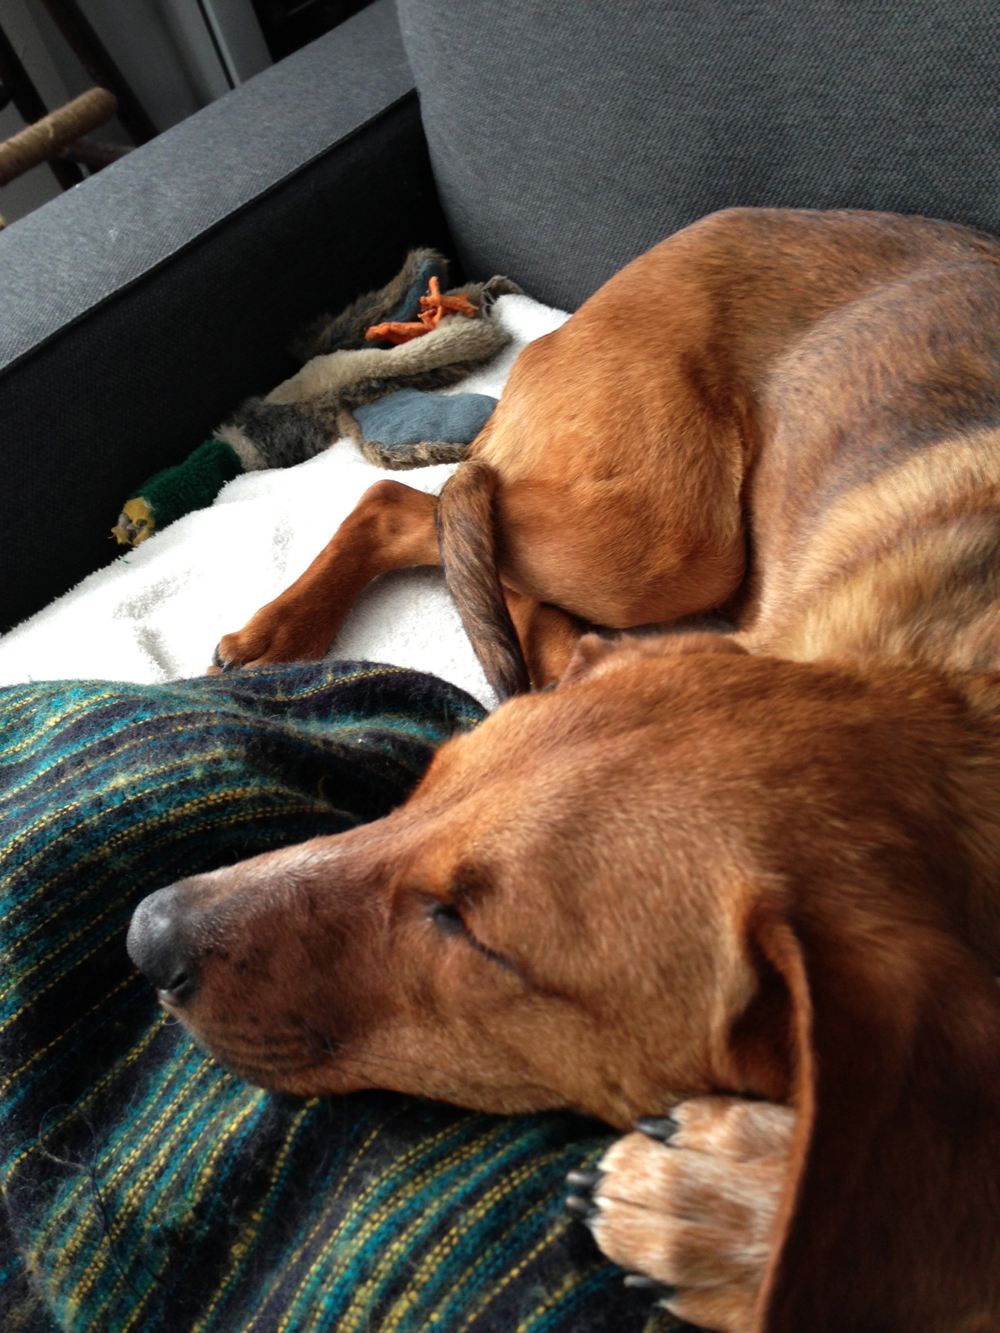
437, 460, 530, 698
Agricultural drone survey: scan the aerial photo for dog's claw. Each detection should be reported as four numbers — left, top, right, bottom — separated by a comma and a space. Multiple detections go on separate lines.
635, 1113, 680, 1142
624, 1274, 678, 1301
566, 1167, 603, 1191
565, 1193, 599, 1221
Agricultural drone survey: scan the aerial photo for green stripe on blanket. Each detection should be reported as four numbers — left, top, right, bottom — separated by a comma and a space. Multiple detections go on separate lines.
0, 663, 673, 1333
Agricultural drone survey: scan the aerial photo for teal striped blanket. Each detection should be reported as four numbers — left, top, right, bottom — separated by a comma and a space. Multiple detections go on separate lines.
0, 663, 671, 1333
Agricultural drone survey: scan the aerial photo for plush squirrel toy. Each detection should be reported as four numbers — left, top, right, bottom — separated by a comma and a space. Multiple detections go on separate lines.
113, 250, 521, 546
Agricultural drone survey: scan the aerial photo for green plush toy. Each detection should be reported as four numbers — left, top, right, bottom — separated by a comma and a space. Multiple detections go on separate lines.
112, 252, 520, 547
112, 439, 244, 545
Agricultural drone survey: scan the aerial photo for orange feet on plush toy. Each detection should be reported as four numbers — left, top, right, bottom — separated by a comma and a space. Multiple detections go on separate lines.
365, 276, 479, 344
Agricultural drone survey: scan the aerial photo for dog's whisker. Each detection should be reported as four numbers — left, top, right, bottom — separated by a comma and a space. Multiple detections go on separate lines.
211, 1053, 317, 1081
311, 1032, 424, 1080
210, 1048, 315, 1075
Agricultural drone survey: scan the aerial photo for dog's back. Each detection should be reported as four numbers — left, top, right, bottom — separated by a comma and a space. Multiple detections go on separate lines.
441, 208, 1000, 691
740, 234, 1000, 670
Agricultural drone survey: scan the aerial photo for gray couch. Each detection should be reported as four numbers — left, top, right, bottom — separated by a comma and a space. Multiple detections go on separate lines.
2, 0, 998, 634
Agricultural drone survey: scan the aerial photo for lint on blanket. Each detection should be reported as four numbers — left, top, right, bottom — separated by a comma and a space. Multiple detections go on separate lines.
112, 251, 521, 546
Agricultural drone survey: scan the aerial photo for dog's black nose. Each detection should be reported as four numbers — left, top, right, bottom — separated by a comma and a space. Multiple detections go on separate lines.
127, 884, 201, 1004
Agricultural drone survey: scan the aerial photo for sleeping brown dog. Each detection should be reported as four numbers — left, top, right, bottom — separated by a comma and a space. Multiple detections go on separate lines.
127, 209, 1000, 1332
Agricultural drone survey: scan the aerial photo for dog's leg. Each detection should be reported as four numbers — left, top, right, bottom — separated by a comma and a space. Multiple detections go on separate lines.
569, 1096, 795, 1333
503, 590, 589, 689
212, 480, 439, 670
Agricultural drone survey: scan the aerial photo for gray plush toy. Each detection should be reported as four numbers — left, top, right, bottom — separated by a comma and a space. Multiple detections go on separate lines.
113, 250, 521, 546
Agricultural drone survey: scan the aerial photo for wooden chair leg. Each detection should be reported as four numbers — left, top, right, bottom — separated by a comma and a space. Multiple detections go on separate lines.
0, 21, 83, 188
37, 0, 157, 144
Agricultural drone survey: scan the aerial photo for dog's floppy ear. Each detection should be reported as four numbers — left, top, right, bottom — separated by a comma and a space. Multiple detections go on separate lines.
558, 633, 620, 685
560, 630, 747, 686
745, 912, 1000, 1332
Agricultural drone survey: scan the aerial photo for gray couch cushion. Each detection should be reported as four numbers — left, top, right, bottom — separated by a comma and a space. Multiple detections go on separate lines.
0, 0, 416, 375
0, 100, 452, 634
0, 0, 456, 633
398, 0, 1000, 311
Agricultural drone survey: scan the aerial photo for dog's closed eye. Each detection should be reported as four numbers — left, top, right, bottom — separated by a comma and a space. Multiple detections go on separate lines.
428, 900, 466, 937
425, 899, 519, 976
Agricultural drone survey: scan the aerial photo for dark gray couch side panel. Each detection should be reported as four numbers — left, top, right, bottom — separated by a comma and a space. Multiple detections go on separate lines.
0, 0, 462, 631
398, 0, 1000, 311
0, 101, 453, 631
0, 0, 412, 372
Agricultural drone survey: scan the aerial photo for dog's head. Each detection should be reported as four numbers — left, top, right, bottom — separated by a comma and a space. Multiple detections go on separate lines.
127, 636, 1000, 1129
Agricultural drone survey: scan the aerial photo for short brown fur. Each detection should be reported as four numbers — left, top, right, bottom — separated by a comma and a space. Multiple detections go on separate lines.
172, 209, 1000, 1330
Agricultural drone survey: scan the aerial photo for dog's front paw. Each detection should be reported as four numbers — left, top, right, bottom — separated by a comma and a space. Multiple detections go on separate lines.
211, 596, 333, 672
567, 1096, 795, 1333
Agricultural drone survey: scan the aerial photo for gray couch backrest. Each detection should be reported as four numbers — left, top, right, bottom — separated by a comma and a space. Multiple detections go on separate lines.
398, 0, 1000, 311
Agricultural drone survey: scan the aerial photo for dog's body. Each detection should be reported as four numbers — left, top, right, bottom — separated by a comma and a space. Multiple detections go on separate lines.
129, 210, 1000, 1332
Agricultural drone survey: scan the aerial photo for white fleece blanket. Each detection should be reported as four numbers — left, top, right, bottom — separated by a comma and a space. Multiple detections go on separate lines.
0, 295, 569, 710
